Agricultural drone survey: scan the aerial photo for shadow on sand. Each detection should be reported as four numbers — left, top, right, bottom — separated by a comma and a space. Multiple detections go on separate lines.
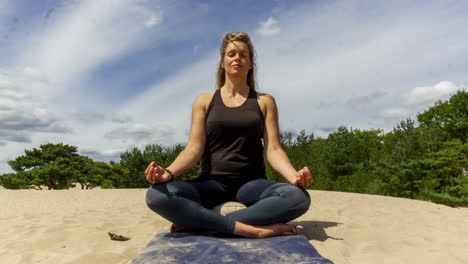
290, 220, 344, 241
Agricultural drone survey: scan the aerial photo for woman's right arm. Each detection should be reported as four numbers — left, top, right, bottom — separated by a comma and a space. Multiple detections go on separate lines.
145, 93, 210, 184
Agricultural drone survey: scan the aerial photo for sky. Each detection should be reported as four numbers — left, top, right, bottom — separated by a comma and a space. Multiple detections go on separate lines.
1, 0, 467, 173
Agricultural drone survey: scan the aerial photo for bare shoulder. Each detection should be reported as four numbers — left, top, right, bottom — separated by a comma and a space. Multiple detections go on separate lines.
256, 92, 277, 118
257, 92, 276, 103
194, 91, 216, 112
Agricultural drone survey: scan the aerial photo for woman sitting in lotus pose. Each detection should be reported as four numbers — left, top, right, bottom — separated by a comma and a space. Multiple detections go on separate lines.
145, 32, 312, 238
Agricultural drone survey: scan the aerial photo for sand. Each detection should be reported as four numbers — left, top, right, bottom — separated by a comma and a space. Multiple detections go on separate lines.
1, 189, 467, 264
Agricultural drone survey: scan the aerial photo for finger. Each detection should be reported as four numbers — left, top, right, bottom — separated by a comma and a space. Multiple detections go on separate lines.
153, 170, 161, 182
148, 167, 156, 183
154, 167, 164, 182
146, 166, 152, 178
145, 163, 153, 176
154, 167, 164, 181
305, 167, 313, 185
152, 167, 160, 183
302, 167, 309, 186
156, 166, 165, 174
293, 173, 301, 186
154, 168, 164, 182
295, 171, 303, 187
301, 170, 307, 187
146, 162, 158, 175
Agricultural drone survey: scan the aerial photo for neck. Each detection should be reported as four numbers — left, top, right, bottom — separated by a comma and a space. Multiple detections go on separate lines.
222, 75, 249, 95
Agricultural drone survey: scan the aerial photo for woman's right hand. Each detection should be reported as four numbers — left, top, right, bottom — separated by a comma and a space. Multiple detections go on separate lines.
145, 161, 172, 184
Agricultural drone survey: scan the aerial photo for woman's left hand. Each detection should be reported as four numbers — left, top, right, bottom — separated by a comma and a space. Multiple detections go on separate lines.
289, 166, 313, 188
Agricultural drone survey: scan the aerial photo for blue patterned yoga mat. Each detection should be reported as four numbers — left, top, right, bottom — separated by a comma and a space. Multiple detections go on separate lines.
132, 232, 333, 264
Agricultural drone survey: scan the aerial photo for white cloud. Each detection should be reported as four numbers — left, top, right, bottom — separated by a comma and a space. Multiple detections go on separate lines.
70, 112, 106, 123
402, 81, 460, 107
104, 123, 175, 145
79, 147, 124, 162
378, 108, 411, 122
119, 52, 217, 145
2, 1, 468, 172
16, 0, 163, 96
0, 69, 71, 146
376, 81, 463, 127
256, 16, 281, 36
345, 91, 387, 107
111, 114, 133, 124
0, 1, 166, 171
134, 4, 162, 28
249, 1, 468, 135
0, 67, 49, 99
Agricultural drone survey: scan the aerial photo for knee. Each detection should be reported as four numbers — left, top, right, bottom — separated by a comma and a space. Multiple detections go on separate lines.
291, 186, 311, 211
145, 185, 168, 211
274, 184, 311, 213
145, 181, 199, 212
295, 187, 311, 214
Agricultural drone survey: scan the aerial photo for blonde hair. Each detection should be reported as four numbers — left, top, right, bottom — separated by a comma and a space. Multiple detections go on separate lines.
216, 32, 257, 90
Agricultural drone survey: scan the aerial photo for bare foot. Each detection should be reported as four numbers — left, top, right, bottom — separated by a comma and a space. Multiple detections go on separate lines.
255, 223, 297, 238
234, 222, 297, 238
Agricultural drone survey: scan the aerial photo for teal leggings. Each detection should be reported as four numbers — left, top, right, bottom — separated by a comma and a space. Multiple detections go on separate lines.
145, 175, 311, 234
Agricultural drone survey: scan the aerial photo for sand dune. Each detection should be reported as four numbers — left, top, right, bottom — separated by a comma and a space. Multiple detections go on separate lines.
1, 189, 467, 264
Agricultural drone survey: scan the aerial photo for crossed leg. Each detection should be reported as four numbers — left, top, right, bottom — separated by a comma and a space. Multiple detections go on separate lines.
145, 177, 311, 238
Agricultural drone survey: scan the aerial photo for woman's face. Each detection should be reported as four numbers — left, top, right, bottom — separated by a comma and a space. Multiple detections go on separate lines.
221, 41, 252, 77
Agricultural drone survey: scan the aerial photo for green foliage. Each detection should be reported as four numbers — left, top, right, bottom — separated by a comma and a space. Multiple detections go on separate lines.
100, 179, 114, 189
5, 143, 82, 189
119, 144, 196, 188
415, 140, 468, 204
8, 143, 79, 172
417, 90, 468, 142
1, 143, 130, 190
265, 91, 468, 206
1, 91, 467, 207
0, 172, 31, 189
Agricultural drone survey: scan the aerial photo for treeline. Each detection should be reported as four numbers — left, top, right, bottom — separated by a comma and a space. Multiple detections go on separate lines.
0, 144, 191, 190
269, 90, 468, 206
1, 91, 467, 206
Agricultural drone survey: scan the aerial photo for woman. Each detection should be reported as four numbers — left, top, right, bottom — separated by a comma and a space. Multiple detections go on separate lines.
145, 32, 312, 238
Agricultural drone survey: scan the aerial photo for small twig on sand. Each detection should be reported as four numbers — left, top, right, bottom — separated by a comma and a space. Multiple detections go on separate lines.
108, 232, 130, 241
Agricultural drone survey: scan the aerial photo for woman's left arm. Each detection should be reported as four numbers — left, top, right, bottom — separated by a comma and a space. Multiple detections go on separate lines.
261, 94, 313, 188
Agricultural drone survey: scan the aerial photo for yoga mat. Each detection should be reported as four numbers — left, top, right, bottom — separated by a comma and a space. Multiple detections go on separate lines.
132, 232, 333, 264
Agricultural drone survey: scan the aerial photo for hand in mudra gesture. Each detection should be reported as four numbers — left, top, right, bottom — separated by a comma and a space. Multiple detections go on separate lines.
290, 166, 313, 188
145, 161, 172, 184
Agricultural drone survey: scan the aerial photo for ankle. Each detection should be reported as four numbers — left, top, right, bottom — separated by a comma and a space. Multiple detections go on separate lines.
233, 222, 261, 238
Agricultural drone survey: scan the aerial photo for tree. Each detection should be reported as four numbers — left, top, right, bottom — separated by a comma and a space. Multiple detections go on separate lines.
7, 143, 81, 189
68, 156, 102, 189
417, 90, 468, 142
8, 143, 79, 172
0, 172, 31, 189
119, 144, 194, 188
3, 143, 117, 190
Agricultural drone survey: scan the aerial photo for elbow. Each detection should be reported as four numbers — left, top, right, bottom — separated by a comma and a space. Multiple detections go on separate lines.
266, 145, 283, 161
184, 144, 204, 162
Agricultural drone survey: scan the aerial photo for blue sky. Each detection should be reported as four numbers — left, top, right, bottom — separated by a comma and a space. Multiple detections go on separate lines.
1, 0, 467, 173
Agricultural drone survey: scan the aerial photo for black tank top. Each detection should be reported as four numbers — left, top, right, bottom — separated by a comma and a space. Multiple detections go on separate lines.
198, 88, 266, 178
